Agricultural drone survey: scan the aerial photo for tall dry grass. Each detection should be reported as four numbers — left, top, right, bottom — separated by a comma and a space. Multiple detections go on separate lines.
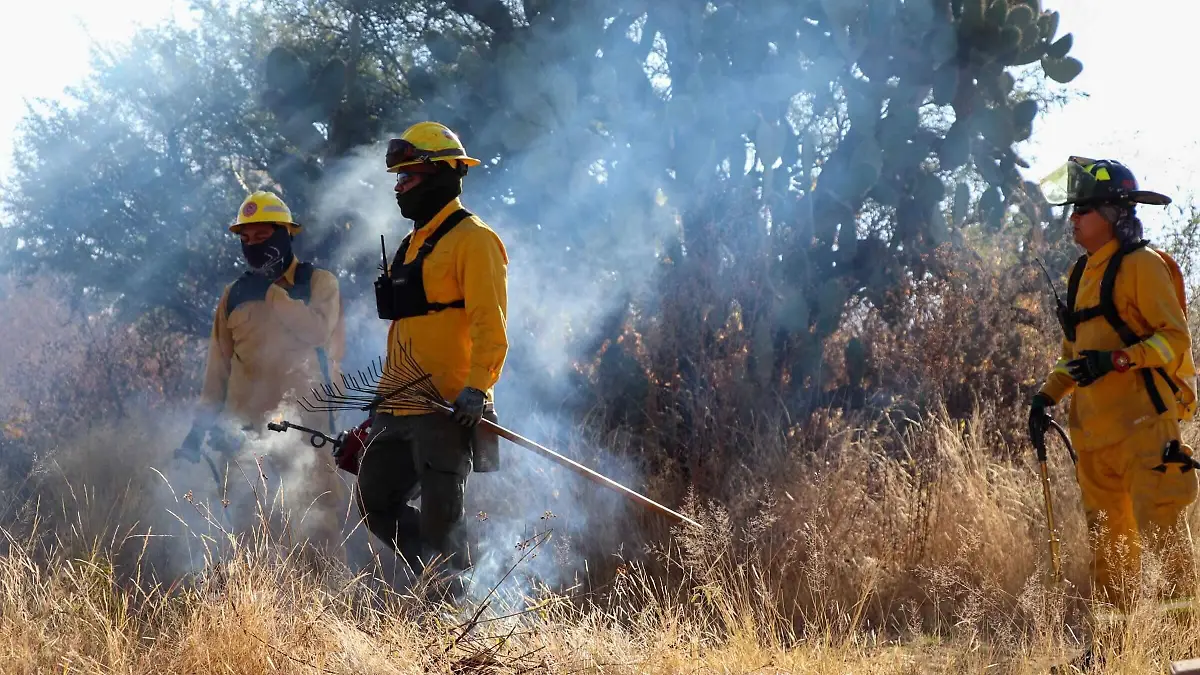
7, 209, 1200, 673
4, 399, 1200, 674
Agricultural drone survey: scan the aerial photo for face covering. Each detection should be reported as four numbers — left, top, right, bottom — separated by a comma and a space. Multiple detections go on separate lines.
395, 169, 463, 225
1098, 203, 1144, 246
242, 226, 293, 278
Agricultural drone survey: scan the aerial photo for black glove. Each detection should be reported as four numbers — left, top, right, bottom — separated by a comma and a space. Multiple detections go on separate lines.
174, 424, 207, 463
1065, 349, 1122, 387
1028, 393, 1054, 453
208, 424, 248, 456
451, 387, 487, 427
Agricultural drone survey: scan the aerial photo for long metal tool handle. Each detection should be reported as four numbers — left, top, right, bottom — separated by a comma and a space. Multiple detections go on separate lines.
428, 400, 703, 530
1035, 415, 1075, 586
1038, 459, 1064, 585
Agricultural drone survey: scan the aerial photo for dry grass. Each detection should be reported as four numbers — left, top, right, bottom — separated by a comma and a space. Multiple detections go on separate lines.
4, 403, 1200, 675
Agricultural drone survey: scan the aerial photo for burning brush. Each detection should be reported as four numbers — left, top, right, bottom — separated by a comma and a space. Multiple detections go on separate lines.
268, 340, 702, 530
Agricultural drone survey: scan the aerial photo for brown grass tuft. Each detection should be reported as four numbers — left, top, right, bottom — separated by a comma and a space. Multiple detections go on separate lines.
2, 401, 1200, 674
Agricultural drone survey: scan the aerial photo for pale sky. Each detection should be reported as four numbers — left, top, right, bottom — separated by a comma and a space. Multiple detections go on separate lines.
0, 0, 193, 184
1017, 0, 1200, 239
0, 0, 1195, 238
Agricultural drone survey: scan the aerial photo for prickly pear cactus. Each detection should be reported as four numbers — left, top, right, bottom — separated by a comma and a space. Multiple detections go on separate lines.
747, 0, 1086, 399
261, 46, 350, 153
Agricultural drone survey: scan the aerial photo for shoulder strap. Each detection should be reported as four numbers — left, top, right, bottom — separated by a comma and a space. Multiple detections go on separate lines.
225, 261, 319, 318
1066, 254, 1087, 314
423, 209, 473, 251
225, 272, 261, 318
392, 209, 474, 269
1097, 240, 1173, 414
1099, 241, 1147, 347
1063, 254, 1088, 341
288, 262, 315, 303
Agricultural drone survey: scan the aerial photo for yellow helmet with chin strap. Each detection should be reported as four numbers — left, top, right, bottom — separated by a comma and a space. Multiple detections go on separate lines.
230, 191, 302, 234
385, 121, 481, 173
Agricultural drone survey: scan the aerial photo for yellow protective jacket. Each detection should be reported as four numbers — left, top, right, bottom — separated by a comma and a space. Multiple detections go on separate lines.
379, 198, 509, 416
198, 257, 346, 433
1039, 239, 1197, 450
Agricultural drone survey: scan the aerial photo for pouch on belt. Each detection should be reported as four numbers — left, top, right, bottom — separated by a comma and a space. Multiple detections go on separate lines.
471, 403, 500, 472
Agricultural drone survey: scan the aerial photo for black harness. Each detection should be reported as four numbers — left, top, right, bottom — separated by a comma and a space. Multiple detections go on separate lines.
224, 260, 338, 433
1061, 239, 1180, 414
226, 260, 317, 317
376, 209, 472, 320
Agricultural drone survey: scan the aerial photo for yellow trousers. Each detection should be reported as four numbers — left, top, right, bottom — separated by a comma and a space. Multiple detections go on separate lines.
1074, 417, 1198, 610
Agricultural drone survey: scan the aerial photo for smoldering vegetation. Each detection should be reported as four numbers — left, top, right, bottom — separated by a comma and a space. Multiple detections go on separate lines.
4, 0, 1200, 670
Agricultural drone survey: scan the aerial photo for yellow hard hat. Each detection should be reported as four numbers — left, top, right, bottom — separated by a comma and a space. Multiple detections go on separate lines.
230, 191, 302, 234
385, 121, 481, 173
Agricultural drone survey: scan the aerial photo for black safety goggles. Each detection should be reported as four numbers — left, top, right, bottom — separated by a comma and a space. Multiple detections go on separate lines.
386, 138, 463, 169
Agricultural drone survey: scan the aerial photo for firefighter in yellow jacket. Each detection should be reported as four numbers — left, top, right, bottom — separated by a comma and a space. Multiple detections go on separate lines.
176, 191, 348, 551
1031, 156, 1199, 613
355, 122, 508, 592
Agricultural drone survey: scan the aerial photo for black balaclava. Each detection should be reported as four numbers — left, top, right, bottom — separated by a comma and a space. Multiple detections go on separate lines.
1097, 202, 1144, 247
396, 166, 463, 226
242, 225, 294, 279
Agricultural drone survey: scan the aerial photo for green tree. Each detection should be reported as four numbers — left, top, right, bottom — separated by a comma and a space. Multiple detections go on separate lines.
1, 0, 1085, 424
2, 7, 276, 335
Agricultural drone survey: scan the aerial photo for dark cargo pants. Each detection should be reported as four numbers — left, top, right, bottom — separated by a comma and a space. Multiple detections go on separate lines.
354, 411, 473, 577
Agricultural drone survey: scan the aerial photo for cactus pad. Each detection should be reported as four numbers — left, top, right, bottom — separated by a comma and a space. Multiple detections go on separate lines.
1046, 33, 1073, 60
1038, 10, 1060, 40
1042, 56, 1083, 83
265, 46, 307, 96
1013, 99, 1038, 127
986, 0, 1008, 27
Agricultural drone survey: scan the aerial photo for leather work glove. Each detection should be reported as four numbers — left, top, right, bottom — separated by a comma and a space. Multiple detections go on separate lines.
1028, 393, 1054, 453
451, 387, 487, 427
1066, 349, 1130, 387
208, 424, 248, 457
174, 424, 207, 463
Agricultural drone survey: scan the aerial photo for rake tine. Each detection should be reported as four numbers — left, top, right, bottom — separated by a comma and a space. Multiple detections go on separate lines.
342, 372, 366, 393
309, 384, 369, 403
298, 397, 353, 413
329, 385, 369, 403
353, 369, 393, 396
320, 347, 701, 529
314, 381, 355, 396
379, 374, 434, 403
373, 368, 397, 387
379, 372, 414, 392
334, 392, 379, 405
341, 371, 370, 391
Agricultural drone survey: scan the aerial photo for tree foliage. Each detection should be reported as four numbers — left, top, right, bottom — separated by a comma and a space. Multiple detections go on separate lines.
1, 0, 1086, 427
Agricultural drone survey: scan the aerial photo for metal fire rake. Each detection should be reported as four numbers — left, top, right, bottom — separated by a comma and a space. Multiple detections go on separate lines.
289, 340, 702, 530
1033, 416, 1077, 586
